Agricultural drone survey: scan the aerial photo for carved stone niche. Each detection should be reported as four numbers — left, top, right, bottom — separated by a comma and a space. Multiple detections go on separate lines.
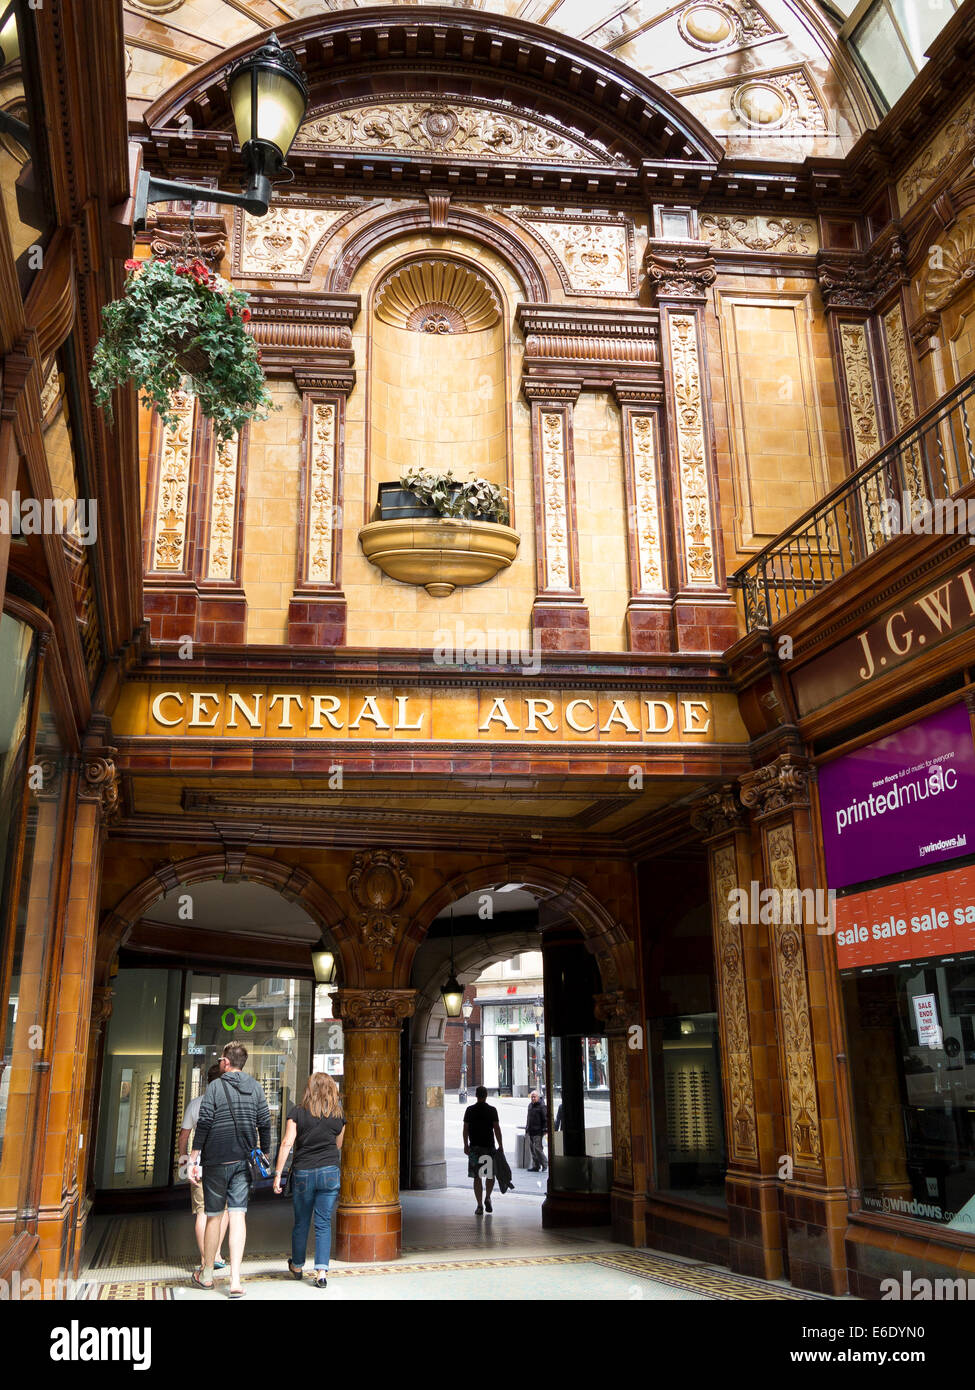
347, 850, 414, 970
374, 259, 501, 334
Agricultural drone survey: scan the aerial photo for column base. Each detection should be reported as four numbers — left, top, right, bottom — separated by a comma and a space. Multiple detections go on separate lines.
726, 1173, 786, 1281
335, 1203, 402, 1262
673, 596, 740, 654
288, 595, 347, 647
410, 1162, 447, 1190
531, 600, 590, 652
541, 1190, 611, 1228
781, 1184, 850, 1295
626, 601, 672, 653
197, 591, 247, 644
610, 1187, 646, 1246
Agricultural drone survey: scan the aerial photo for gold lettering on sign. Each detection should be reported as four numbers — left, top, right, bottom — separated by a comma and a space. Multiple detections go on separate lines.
669, 316, 715, 586
152, 391, 194, 572
206, 434, 239, 581
630, 414, 663, 591
540, 412, 571, 590
306, 403, 337, 585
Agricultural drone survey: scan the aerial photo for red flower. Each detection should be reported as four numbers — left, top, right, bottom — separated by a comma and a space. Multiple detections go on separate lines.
242, 308, 251, 323
124, 257, 140, 272
225, 303, 234, 319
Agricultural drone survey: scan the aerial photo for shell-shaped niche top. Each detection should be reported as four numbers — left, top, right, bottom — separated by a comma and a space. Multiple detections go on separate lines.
374, 259, 502, 334
924, 217, 975, 315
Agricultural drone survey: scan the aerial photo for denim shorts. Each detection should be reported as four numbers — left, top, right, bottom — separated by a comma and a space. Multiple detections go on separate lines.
202, 1160, 250, 1214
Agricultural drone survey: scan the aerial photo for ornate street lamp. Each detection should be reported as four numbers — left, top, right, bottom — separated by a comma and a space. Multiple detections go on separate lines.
134, 32, 309, 229
441, 903, 463, 1018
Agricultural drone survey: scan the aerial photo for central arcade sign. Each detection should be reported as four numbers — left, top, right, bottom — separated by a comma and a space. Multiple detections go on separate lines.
115, 684, 748, 746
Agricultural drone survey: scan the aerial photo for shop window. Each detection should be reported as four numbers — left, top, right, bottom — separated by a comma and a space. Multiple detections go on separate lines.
94, 967, 330, 1191
843, 955, 975, 1231
649, 1012, 726, 1207
0, 620, 64, 1237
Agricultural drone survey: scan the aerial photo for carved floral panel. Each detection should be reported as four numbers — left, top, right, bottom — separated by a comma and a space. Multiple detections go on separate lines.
151, 390, 194, 573
629, 413, 664, 592
540, 411, 572, 591
710, 842, 758, 1161
205, 433, 240, 582
699, 213, 817, 255
668, 314, 716, 586
521, 218, 633, 295
236, 205, 349, 279
306, 403, 337, 586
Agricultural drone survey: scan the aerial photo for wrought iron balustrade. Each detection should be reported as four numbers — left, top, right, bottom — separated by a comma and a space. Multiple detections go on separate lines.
730, 372, 975, 631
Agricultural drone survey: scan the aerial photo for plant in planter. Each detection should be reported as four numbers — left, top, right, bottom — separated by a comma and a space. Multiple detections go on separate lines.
398, 465, 510, 525
90, 255, 274, 445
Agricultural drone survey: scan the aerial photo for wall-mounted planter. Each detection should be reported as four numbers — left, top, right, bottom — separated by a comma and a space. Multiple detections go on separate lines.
358, 517, 520, 597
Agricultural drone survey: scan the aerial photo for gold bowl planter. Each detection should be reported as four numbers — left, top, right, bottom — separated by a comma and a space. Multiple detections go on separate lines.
358, 517, 520, 597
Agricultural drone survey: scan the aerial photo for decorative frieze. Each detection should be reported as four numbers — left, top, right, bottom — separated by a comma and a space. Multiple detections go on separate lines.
513, 213, 635, 296
899, 95, 975, 211
149, 390, 194, 574
699, 213, 817, 255
245, 291, 359, 386
235, 203, 360, 280
668, 314, 716, 587
296, 96, 621, 166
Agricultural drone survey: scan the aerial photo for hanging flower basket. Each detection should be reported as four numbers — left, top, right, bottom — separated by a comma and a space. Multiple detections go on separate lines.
90, 255, 274, 446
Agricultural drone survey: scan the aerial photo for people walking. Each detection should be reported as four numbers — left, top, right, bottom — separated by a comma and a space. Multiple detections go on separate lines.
178, 1060, 230, 1272
273, 1072, 345, 1289
189, 1041, 271, 1299
525, 1089, 548, 1171
463, 1085, 503, 1215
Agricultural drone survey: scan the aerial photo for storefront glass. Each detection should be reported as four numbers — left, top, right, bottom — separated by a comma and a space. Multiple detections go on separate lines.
96, 966, 343, 1192
548, 1034, 612, 1193
649, 1012, 727, 1207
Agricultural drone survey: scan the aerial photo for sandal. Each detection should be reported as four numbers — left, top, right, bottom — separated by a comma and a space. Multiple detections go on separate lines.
191, 1269, 214, 1291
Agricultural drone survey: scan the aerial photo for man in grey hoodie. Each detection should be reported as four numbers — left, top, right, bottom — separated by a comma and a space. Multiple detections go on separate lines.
189, 1041, 271, 1297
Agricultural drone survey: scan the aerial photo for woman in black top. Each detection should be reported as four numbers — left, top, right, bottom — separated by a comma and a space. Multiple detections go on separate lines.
274, 1072, 345, 1288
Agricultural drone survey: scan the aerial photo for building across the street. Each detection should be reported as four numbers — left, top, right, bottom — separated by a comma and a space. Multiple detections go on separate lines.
2, 0, 975, 1299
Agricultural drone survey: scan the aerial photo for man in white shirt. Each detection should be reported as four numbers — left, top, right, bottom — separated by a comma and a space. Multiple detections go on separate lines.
179, 1060, 230, 1271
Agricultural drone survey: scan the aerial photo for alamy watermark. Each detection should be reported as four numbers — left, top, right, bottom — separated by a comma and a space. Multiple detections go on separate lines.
727, 880, 835, 933
433, 621, 541, 675
0, 491, 97, 545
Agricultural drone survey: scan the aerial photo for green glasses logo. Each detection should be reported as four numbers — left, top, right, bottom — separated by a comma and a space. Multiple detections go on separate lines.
221, 1008, 257, 1032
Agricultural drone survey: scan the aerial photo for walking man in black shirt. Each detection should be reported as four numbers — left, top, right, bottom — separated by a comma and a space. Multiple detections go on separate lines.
525, 1090, 548, 1171
463, 1085, 503, 1215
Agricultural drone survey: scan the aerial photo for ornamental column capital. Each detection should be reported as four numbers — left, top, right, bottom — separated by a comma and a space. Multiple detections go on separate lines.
689, 784, 746, 841
333, 989, 416, 1029
739, 754, 811, 820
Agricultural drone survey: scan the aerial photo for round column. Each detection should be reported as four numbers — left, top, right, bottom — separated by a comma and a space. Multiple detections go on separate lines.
334, 988, 415, 1262
410, 1040, 448, 1189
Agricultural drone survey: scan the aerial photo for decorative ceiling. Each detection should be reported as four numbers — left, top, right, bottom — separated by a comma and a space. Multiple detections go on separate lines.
123, 0, 877, 162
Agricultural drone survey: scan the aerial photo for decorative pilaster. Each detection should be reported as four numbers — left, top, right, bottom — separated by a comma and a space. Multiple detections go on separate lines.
593, 989, 647, 1246
333, 988, 416, 1262
739, 754, 849, 1295
289, 379, 350, 647
524, 381, 590, 652
614, 383, 670, 652
645, 242, 736, 653
195, 424, 248, 643
143, 390, 202, 642
690, 785, 785, 1281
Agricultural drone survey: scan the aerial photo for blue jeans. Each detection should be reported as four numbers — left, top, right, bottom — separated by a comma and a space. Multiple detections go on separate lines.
291, 1165, 340, 1270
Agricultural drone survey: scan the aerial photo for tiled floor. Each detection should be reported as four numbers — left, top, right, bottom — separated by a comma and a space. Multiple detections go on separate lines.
78, 1187, 827, 1301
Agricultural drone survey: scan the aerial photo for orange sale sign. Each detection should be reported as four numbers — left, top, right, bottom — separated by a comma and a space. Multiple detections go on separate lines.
834, 862, 975, 969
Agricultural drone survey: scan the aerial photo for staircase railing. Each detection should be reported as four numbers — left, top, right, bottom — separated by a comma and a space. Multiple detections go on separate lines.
730, 371, 975, 631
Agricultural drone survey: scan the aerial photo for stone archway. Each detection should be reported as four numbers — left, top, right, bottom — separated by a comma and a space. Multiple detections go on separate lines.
410, 925, 542, 1189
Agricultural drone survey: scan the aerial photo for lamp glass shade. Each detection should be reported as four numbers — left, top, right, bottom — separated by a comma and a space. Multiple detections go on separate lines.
441, 974, 464, 1019
276, 1024, 296, 1042
0, 8, 19, 68
312, 948, 336, 984
229, 62, 306, 159
462, 1001, 473, 1020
